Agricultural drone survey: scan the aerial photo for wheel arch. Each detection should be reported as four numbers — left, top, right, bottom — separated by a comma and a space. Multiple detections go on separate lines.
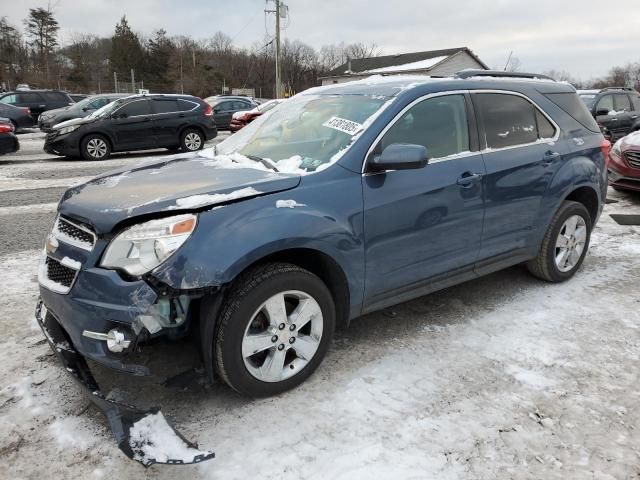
563, 185, 599, 225
79, 131, 114, 152
179, 124, 205, 142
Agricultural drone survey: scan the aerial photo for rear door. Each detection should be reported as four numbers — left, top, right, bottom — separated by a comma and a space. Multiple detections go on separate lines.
594, 94, 626, 141
151, 98, 184, 147
362, 93, 486, 307
111, 98, 154, 150
17, 92, 46, 117
213, 100, 234, 129
612, 93, 634, 136
473, 92, 562, 265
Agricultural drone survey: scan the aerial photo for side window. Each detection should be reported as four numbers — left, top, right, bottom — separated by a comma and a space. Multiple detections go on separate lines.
0, 94, 17, 104
216, 101, 231, 112
153, 99, 179, 114
380, 94, 469, 159
535, 110, 557, 139
89, 98, 108, 109
18, 93, 43, 103
613, 94, 632, 112
631, 94, 640, 111
595, 95, 614, 114
178, 99, 197, 111
475, 93, 538, 148
118, 99, 152, 117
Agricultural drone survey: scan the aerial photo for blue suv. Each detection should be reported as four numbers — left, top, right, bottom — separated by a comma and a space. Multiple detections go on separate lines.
36, 70, 607, 464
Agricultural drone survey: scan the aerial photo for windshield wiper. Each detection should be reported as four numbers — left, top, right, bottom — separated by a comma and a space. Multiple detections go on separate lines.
246, 155, 280, 172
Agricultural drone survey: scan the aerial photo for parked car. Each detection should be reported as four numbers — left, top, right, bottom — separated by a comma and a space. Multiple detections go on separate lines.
0, 117, 19, 155
0, 102, 34, 130
38, 93, 129, 132
0, 90, 74, 121
36, 71, 606, 465
608, 131, 640, 191
578, 87, 640, 141
230, 99, 285, 132
43, 94, 216, 160
204, 95, 256, 130
69, 93, 89, 103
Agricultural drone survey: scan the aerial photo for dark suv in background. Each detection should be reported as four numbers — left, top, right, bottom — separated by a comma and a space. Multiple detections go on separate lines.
578, 87, 640, 141
0, 90, 74, 121
38, 93, 129, 132
204, 95, 256, 130
44, 94, 217, 160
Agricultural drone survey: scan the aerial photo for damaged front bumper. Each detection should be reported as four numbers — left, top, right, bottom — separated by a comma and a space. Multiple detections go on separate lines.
35, 300, 215, 467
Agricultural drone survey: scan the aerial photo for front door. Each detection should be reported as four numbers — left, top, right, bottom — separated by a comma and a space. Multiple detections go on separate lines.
472, 92, 563, 263
362, 93, 486, 308
111, 98, 154, 150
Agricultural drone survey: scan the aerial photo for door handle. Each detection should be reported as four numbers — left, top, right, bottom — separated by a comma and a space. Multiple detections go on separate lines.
456, 172, 483, 187
632, 115, 638, 119
179, 113, 185, 118
542, 151, 561, 166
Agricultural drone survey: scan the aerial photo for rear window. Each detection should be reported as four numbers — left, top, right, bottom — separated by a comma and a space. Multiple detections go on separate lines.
178, 99, 198, 111
153, 99, 180, 114
475, 93, 539, 149
42, 92, 67, 102
544, 92, 600, 132
18, 92, 43, 103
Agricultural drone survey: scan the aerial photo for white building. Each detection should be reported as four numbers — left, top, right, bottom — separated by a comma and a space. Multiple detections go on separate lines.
319, 47, 488, 86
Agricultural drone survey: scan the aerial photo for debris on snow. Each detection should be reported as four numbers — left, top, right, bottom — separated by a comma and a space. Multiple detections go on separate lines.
128, 412, 211, 465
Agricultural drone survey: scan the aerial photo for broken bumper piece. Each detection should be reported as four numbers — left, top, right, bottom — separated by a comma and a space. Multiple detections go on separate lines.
35, 299, 215, 467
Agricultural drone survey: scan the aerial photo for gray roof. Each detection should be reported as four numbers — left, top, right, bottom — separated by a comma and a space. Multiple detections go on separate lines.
322, 47, 488, 78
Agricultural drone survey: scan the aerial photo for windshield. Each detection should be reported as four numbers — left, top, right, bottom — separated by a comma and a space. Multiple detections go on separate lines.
74, 96, 94, 109
88, 97, 128, 118
578, 94, 597, 109
217, 94, 392, 171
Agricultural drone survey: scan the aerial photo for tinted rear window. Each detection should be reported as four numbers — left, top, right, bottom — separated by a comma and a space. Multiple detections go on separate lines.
178, 99, 198, 111
544, 92, 600, 132
475, 93, 538, 148
153, 99, 180, 114
42, 92, 67, 102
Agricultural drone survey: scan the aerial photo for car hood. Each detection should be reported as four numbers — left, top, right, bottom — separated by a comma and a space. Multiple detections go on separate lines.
53, 115, 96, 130
619, 131, 640, 149
58, 153, 302, 233
42, 105, 75, 118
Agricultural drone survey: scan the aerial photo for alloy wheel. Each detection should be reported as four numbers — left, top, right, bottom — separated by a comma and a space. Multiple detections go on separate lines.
86, 138, 107, 159
241, 290, 323, 383
184, 132, 202, 150
555, 214, 587, 272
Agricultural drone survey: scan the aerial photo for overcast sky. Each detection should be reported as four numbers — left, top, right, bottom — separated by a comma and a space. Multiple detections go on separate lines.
3, 0, 639, 80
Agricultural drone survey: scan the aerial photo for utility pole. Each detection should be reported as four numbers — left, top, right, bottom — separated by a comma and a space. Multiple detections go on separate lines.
114, 71, 118, 93
131, 69, 135, 94
266, 0, 286, 98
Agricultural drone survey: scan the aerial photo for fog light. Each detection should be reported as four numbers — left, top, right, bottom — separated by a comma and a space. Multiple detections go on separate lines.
83, 328, 132, 353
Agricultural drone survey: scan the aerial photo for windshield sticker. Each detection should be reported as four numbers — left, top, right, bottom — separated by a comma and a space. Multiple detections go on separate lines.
322, 117, 364, 136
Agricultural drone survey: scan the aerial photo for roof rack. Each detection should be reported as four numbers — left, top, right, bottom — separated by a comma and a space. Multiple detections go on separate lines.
455, 69, 555, 81
601, 86, 635, 91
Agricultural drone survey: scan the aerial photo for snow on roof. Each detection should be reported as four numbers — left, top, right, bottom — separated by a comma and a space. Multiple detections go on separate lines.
362, 55, 448, 74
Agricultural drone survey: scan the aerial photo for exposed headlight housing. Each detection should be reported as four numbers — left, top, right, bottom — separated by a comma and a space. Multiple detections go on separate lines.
611, 140, 622, 157
101, 214, 197, 276
57, 124, 80, 135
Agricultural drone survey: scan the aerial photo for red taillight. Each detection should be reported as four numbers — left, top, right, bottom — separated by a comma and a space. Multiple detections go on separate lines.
601, 138, 611, 166
202, 103, 213, 117
0, 123, 14, 133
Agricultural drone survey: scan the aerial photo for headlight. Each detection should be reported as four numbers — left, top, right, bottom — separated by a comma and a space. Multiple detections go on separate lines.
611, 140, 622, 157
101, 214, 197, 276
57, 124, 80, 135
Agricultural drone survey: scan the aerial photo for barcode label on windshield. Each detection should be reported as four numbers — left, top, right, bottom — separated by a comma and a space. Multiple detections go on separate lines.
322, 117, 363, 135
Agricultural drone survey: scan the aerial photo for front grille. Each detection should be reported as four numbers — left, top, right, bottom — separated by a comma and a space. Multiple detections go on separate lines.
54, 216, 96, 251
625, 150, 640, 169
45, 257, 77, 288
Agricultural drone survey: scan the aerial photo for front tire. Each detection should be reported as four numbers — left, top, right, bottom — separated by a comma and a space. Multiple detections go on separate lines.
81, 134, 111, 161
526, 200, 592, 282
211, 263, 335, 397
180, 129, 204, 152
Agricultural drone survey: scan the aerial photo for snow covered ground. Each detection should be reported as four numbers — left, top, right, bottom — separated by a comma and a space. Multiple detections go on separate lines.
0, 139, 639, 478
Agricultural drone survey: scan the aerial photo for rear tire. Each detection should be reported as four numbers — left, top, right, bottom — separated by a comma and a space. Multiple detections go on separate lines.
211, 263, 335, 397
526, 201, 592, 282
180, 128, 204, 152
81, 134, 111, 161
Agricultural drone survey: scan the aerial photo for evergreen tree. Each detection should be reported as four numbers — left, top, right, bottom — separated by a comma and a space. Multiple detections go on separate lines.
23, 7, 59, 83
145, 29, 174, 91
110, 16, 144, 90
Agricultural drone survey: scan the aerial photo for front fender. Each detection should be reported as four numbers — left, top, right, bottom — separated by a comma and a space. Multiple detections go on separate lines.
151, 168, 365, 312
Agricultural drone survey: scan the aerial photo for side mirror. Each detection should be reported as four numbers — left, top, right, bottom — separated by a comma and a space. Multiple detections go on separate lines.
596, 108, 610, 116
369, 143, 429, 172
